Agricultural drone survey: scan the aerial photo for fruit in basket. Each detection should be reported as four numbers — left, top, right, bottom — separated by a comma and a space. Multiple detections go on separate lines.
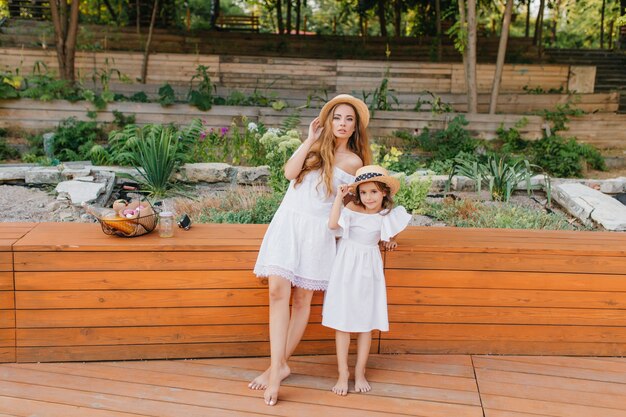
112, 199, 128, 212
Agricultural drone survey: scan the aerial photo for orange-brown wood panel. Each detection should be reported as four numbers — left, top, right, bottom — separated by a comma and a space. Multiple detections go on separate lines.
386, 269, 626, 291
0, 253, 11, 272
380, 340, 626, 356
382, 323, 626, 343
17, 306, 323, 328
16, 339, 379, 362
15, 270, 266, 290
16, 289, 323, 309
0, 347, 15, 362
16, 323, 340, 347
386, 287, 626, 309
0, 272, 13, 291
0, 329, 14, 347
0, 310, 15, 329
388, 305, 626, 326
0, 292, 14, 310
14, 251, 259, 271
386, 251, 626, 274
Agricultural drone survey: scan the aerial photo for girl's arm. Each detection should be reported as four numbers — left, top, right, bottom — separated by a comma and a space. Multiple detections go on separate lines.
329, 184, 350, 230
284, 117, 323, 180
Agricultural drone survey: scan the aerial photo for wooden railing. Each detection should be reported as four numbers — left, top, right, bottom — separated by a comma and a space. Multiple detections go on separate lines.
1, 222, 625, 363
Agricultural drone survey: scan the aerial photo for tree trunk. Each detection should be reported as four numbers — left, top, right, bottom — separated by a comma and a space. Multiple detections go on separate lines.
533, 0, 546, 45
489, 0, 514, 114
377, 0, 387, 37
101, 0, 117, 22
458, 0, 469, 105
525, 0, 530, 37
49, 0, 80, 83
601, 0, 606, 48
141, 0, 159, 84
435, 0, 442, 61
394, 0, 402, 36
136, 0, 141, 34
276, 0, 284, 34
286, 0, 292, 34
210, 0, 220, 29
466, 0, 478, 113
295, 0, 301, 34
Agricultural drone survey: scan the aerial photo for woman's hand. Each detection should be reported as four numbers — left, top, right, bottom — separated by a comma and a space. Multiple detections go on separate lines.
381, 239, 398, 251
306, 117, 323, 143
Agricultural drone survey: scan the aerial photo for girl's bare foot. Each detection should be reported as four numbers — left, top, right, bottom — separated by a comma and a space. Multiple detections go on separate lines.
354, 372, 371, 393
264, 383, 279, 406
332, 371, 350, 396
249, 364, 290, 390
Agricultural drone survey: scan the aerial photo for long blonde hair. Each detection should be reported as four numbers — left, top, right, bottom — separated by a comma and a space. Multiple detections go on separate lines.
294, 103, 371, 196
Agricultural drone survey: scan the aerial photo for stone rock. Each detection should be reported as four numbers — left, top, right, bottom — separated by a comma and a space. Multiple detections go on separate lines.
25, 167, 62, 184
451, 175, 476, 191
0, 166, 31, 182
90, 166, 142, 183
179, 163, 235, 183
62, 168, 92, 181
553, 183, 626, 231
429, 175, 451, 192
42, 132, 55, 158
94, 171, 116, 206
55, 180, 106, 205
236, 165, 270, 185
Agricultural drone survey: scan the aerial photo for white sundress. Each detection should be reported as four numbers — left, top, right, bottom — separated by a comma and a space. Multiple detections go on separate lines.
322, 206, 412, 332
253, 163, 355, 291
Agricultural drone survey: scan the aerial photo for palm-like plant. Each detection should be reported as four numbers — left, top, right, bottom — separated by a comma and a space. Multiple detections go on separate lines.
451, 155, 537, 202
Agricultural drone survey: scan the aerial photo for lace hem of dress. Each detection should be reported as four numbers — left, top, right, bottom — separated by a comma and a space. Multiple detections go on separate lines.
254, 265, 328, 291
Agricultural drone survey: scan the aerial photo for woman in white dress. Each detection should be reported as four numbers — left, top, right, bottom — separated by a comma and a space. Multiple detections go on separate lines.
324, 165, 412, 396
252, 94, 372, 406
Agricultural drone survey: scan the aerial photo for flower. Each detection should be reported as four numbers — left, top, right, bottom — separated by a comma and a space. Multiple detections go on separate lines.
220, 127, 229, 136
247, 122, 258, 132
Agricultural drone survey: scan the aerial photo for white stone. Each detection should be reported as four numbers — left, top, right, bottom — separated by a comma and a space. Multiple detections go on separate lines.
55, 180, 106, 205
179, 163, 234, 183
451, 175, 476, 191
553, 183, 626, 231
25, 167, 62, 184
62, 168, 92, 180
0, 166, 30, 181
236, 165, 270, 185
429, 175, 451, 191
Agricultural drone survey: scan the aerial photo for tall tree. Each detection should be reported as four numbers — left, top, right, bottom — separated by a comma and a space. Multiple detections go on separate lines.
286, 0, 292, 34
141, 0, 159, 84
466, 0, 478, 113
377, 0, 387, 36
489, 0, 514, 114
50, 0, 80, 83
533, 0, 545, 47
210, 0, 220, 29
295, 0, 302, 34
435, 0, 442, 61
276, 0, 284, 34
394, 0, 402, 36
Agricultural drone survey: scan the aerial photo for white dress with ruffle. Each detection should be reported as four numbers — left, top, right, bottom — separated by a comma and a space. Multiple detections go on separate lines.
253, 163, 354, 291
322, 206, 412, 332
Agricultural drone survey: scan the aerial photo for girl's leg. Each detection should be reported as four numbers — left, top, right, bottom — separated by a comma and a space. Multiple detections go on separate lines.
263, 275, 292, 406
248, 286, 314, 390
332, 330, 351, 396
354, 331, 372, 393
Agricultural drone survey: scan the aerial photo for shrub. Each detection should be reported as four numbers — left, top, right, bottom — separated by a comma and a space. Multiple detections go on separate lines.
427, 198, 577, 230
531, 134, 605, 178
51, 117, 105, 162
394, 173, 432, 214
415, 115, 479, 161
259, 129, 302, 193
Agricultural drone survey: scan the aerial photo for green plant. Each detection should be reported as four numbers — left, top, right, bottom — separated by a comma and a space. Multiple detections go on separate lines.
112, 110, 136, 128
90, 58, 131, 104
187, 65, 215, 111
451, 154, 536, 202
0, 137, 19, 161
51, 117, 105, 162
531, 134, 605, 177
538, 102, 585, 132
129, 124, 183, 198
414, 91, 453, 114
394, 173, 432, 214
0, 69, 22, 99
129, 91, 149, 103
416, 115, 479, 161
20, 62, 74, 101
497, 118, 529, 154
204, 192, 283, 224
259, 129, 302, 193
427, 198, 577, 230
158, 84, 177, 106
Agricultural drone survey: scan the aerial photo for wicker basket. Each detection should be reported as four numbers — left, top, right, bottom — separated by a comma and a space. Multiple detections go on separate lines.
98, 212, 159, 238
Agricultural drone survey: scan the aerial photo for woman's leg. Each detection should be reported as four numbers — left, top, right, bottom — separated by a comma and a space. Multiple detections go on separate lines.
354, 331, 372, 393
332, 330, 351, 396
263, 275, 293, 406
249, 286, 314, 390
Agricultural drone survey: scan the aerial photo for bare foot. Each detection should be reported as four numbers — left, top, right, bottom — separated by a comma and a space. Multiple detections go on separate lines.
249, 364, 290, 390
264, 365, 290, 406
354, 373, 371, 393
332, 371, 349, 396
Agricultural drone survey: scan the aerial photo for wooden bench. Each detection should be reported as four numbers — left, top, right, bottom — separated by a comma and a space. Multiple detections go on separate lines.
2, 222, 625, 363
216, 14, 260, 32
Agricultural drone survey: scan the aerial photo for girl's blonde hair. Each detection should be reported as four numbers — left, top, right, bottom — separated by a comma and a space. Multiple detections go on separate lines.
294, 103, 372, 196
353, 181, 394, 214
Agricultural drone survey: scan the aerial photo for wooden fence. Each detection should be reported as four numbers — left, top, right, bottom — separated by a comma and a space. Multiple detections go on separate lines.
1, 222, 625, 363
0, 47, 596, 94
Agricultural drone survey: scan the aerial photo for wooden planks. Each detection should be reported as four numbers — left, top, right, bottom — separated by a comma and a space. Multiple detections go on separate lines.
381, 227, 626, 356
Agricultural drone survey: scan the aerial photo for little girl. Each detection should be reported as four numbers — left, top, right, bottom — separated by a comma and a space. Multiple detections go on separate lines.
322, 165, 412, 396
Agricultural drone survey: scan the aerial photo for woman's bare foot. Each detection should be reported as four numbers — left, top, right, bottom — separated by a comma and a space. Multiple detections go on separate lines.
264, 364, 290, 406
354, 372, 371, 393
332, 371, 350, 396
249, 364, 290, 390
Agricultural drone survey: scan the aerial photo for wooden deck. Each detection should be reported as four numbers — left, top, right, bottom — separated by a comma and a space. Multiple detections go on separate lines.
1, 354, 626, 416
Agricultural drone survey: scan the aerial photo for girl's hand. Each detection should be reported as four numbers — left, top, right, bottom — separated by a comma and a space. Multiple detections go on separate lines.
336, 184, 350, 200
381, 239, 398, 251
307, 117, 323, 143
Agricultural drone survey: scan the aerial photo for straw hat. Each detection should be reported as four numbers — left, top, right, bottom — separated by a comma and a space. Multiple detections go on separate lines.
319, 94, 370, 128
349, 165, 401, 196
